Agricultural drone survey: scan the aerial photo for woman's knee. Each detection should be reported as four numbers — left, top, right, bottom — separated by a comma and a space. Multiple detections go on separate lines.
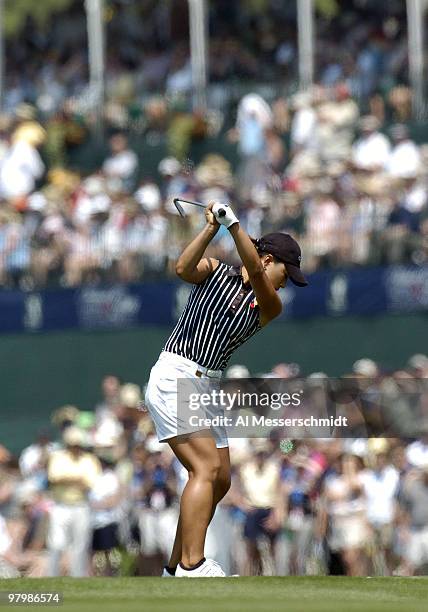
170, 435, 221, 482
190, 456, 221, 482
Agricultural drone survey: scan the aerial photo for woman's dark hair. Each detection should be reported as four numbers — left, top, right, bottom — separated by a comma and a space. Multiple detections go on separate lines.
250, 237, 280, 263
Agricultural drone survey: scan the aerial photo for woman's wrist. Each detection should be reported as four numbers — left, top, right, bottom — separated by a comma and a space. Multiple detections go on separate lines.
204, 223, 219, 237
228, 223, 240, 237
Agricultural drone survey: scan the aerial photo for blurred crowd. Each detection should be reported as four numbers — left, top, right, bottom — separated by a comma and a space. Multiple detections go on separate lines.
1, 81, 427, 289
1, 352, 428, 578
5, 1, 408, 117
0, 1, 426, 289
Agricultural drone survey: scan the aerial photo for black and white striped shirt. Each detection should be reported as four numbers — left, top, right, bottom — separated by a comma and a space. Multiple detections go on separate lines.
164, 263, 261, 371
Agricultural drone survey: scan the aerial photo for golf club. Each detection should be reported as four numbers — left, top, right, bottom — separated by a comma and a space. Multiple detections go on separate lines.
173, 198, 226, 218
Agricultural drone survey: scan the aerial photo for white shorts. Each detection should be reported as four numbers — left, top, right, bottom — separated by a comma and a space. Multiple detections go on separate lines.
144, 351, 229, 448
328, 514, 370, 552
407, 527, 428, 567
139, 507, 179, 556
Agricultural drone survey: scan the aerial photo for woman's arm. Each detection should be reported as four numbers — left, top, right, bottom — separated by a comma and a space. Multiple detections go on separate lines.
175, 203, 220, 284
228, 223, 282, 325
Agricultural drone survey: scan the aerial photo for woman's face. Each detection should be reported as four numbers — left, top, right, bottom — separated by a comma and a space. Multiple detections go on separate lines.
263, 256, 288, 290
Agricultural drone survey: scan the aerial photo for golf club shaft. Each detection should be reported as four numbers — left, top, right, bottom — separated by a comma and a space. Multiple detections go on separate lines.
174, 198, 206, 208
173, 198, 226, 218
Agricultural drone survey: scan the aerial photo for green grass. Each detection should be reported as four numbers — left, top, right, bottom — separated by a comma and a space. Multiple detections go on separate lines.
1, 577, 428, 612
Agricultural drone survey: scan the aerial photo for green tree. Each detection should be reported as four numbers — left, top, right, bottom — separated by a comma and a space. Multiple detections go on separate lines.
3, 0, 74, 37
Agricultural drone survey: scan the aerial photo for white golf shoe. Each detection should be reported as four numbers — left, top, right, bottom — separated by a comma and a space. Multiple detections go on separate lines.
175, 558, 226, 577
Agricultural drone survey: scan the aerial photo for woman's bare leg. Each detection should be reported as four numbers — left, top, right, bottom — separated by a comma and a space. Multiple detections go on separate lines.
167, 438, 230, 568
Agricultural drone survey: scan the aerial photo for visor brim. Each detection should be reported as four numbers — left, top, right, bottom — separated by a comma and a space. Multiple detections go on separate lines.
285, 263, 308, 287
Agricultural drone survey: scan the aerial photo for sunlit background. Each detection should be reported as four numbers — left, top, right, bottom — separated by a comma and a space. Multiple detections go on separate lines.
0, 0, 427, 579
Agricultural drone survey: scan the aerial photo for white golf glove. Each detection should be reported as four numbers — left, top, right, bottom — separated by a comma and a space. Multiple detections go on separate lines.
212, 202, 239, 229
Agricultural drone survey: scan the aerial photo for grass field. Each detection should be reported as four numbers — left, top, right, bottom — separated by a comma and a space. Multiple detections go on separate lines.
1, 577, 428, 612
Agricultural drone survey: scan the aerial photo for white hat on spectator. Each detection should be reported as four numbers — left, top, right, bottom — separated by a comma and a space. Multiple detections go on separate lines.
93, 418, 123, 447
270, 363, 300, 378
343, 438, 368, 457
352, 358, 379, 377
368, 438, 389, 455
291, 91, 312, 110
120, 383, 142, 409
89, 194, 111, 215
83, 176, 105, 196
307, 372, 328, 388
226, 364, 250, 379
15, 103, 37, 121
135, 183, 161, 211
145, 434, 163, 454
27, 192, 47, 212
408, 354, 428, 370
63, 426, 85, 447
13, 122, 46, 146
158, 157, 181, 176
237, 93, 273, 129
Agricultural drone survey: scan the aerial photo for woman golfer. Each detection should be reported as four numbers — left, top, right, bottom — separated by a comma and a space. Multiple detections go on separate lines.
145, 201, 307, 577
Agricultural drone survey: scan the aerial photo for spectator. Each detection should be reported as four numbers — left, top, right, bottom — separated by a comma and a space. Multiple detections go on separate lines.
361, 449, 400, 574
0, 513, 20, 577
407, 354, 428, 378
239, 440, 280, 575
0, 82, 426, 288
290, 91, 318, 154
397, 464, 428, 575
399, 176, 427, 218
19, 432, 54, 482
102, 134, 138, 192
0, 493, 48, 578
231, 93, 273, 200
89, 448, 122, 576
319, 454, 369, 576
13, 486, 50, 577
46, 427, 101, 577
406, 433, 428, 469
305, 189, 341, 269
137, 439, 178, 576
95, 375, 122, 425
165, 46, 192, 96
387, 125, 421, 180
0, 209, 31, 287
276, 456, 316, 575
351, 116, 391, 172
0, 122, 46, 201
3, 368, 428, 577
317, 83, 359, 163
